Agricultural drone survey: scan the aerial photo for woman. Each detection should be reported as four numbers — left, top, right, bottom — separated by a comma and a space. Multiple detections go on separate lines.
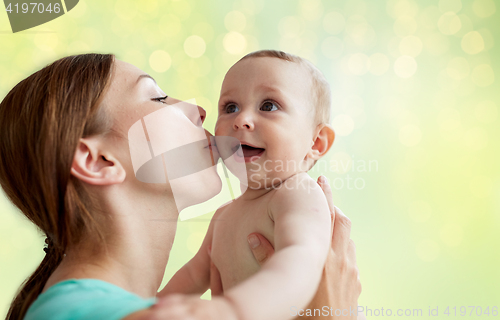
0, 54, 361, 320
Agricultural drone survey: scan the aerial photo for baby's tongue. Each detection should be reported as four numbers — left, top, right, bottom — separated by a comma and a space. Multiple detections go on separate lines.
242, 145, 264, 157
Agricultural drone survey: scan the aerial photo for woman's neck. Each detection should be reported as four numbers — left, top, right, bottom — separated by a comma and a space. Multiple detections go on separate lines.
43, 184, 180, 298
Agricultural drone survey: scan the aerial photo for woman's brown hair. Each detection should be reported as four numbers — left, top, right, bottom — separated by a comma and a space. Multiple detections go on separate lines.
0, 53, 115, 320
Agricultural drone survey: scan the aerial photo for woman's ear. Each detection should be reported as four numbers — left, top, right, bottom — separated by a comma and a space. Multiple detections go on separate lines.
307, 124, 335, 160
71, 137, 126, 185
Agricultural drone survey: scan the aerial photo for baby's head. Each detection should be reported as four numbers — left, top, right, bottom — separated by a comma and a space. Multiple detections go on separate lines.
215, 50, 335, 189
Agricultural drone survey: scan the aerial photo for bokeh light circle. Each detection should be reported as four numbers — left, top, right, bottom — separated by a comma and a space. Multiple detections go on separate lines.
332, 114, 355, 136
279, 16, 303, 38
149, 50, 172, 73
438, 0, 463, 13
394, 55, 417, 78
346, 19, 377, 48
471, 64, 494, 87
115, 0, 137, 21
399, 35, 423, 57
461, 31, 485, 54
323, 11, 346, 35
472, 0, 496, 18
224, 11, 246, 32
348, 53, 370, 75
393, 15, 417, 37
184, 35, 206, 58
387, 0, 419, 18
424, 33, 450, 56
438, 12, 462, 35
223, 32, 247, 55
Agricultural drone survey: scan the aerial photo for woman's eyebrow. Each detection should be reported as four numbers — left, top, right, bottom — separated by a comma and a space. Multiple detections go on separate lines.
136, 74, 157, 86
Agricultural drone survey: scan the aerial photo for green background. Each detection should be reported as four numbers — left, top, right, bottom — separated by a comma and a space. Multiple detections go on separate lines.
0, 0, 499, 318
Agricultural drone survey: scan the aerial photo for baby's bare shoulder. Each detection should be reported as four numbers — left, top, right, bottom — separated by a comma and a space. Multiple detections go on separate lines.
269, 173, 325, 211
211, 203, 230, 223
279, 173, 321, 195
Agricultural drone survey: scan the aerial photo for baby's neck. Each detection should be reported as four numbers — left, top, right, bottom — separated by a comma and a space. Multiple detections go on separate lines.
238, 171, 305, 201
238, 184, 275, 201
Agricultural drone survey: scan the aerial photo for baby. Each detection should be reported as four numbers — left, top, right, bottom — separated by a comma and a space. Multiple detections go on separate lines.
164, 50, 335, 320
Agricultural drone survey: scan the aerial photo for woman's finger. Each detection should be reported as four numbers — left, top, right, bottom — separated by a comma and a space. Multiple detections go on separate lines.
331, 206, 352, 254
248, 233, 275, 265
317, 176, 335, 237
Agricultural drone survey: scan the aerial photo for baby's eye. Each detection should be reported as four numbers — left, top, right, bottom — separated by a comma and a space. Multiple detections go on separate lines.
225, 103, 239, 113
260, 101, 279, 112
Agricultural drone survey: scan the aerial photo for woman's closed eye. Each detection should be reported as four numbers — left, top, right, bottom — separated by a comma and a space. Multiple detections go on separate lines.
152, 95, 169, 104
260, 101, 279, 112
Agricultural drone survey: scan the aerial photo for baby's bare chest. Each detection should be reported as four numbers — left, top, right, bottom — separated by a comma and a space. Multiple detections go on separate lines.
211, 198, 275, 290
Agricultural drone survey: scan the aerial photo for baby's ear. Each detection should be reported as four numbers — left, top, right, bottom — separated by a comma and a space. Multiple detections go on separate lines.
307, 124, 335, 160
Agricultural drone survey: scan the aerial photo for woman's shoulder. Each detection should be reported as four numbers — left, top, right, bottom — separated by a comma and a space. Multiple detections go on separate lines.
24, 279, 156, 320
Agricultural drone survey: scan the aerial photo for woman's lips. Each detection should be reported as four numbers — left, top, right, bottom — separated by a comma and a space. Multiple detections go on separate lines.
204, 137, 219, 165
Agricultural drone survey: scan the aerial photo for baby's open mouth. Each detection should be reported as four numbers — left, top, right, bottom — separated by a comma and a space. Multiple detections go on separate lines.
237, 144, 265, 160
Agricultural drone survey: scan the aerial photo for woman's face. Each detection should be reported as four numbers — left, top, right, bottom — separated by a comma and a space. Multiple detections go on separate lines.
102, 60, 222, 212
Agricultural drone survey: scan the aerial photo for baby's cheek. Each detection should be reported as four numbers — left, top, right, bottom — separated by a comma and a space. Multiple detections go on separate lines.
214, 118, 229, 136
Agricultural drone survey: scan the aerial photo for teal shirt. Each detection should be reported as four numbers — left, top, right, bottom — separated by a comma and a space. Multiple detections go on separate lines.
24, 279, 157, 320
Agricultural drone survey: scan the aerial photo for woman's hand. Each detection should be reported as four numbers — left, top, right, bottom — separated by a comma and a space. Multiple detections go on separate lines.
245, 176, 363, 320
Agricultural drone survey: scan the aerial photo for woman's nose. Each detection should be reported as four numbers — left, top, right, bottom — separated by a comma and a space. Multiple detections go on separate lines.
233, 112, 254, 131
197, 106, 206, 125
180, 102, 206, 126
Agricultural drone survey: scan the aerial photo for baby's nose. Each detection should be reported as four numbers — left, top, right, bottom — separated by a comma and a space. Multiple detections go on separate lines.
233, 112, 254, 131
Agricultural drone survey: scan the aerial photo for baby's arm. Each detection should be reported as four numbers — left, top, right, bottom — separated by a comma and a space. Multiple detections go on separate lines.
157, 211, 219, 297
225, 174, 331, 320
